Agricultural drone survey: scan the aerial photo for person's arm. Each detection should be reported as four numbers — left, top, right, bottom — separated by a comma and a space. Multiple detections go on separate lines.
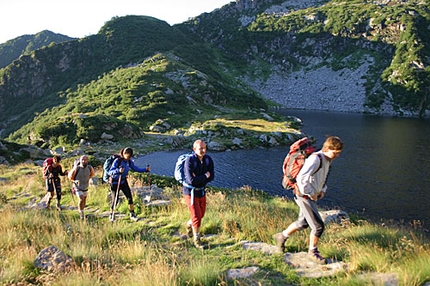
205, 156, 214, 183
59, 165, 68, 176
129, 160, 148, 173
68, 166, 77, 180
89, 166, 95, 179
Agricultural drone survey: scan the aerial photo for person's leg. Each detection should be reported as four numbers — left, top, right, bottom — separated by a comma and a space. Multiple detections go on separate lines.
191, 196, 206, 248
78, 192, 87, 220
273, 196, 309, 252
45, 180, 54, 208
121, 181, 136, 219
184, 195, 204, 248
54, 179, 62, 210
109, 184, 119, 221
298, 199, 324, 249
46, 192, 54, 208
297, 198, 326, 263
79, 195, 86, 210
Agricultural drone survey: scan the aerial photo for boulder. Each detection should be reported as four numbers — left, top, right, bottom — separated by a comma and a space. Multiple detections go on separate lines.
101, 132, 114, 140
34, 245, 75, 272
207, 141, 226, 151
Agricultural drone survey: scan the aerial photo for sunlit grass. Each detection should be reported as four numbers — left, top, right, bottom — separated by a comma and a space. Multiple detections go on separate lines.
1, 163, 429, 285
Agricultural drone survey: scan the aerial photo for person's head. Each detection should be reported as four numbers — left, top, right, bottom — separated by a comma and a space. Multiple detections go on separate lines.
52, 155, 61, 167
122, 147, 134, 160
80, 155, 89, 168
322, 136, 343, 160
193, 140, 207, 159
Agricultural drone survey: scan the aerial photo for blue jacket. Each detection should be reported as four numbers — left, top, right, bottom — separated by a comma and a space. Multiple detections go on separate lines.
183, 153, 214, 197
108, 158, 148, 185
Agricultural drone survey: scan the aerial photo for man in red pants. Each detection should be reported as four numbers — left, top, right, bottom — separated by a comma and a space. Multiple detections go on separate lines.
183, 140, 215, 249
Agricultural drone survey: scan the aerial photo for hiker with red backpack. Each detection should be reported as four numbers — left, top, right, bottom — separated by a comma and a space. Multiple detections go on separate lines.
183, 139, 214, 249
107, 147, 150, 222
68, 155, 95, 220
273, 136, 343, 264
43, 155, 68, 211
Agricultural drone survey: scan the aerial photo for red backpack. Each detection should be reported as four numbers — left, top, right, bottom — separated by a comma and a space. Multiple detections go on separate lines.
42, 157, 54, 180
282, 137, 319, 190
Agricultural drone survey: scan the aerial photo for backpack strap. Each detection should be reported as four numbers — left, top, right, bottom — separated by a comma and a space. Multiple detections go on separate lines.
311, 153, 323, 176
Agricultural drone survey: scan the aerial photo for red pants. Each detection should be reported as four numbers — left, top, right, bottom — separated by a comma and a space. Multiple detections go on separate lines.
184, 195, 206, 229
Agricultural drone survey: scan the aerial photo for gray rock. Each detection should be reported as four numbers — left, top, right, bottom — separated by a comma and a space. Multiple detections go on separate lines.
232, 137, 242, 146
226, 266, 260, 280
34, 246, 75, 272
101, 132, 114, 140
319, 210, 350, 225
284, 252, 348, 278
207, 141, 226, 151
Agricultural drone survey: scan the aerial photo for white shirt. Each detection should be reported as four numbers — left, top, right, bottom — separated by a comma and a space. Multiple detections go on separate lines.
296, 151, 330, 197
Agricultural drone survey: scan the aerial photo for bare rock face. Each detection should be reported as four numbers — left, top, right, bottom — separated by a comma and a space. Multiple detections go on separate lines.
34, 245, 75, 272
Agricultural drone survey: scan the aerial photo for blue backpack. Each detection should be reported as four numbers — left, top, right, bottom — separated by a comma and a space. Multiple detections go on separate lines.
174, 152, 193, 185
102, 154, 121, 183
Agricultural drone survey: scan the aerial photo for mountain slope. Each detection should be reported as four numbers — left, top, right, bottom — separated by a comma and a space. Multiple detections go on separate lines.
0, 16, 193, 137
8, 52, 267, 146
0, 30, 75, 68
177, 0, 430, 116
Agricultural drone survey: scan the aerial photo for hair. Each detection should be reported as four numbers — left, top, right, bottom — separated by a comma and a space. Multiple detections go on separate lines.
123, 147, 133, 157
53, 155, 61, 163
322, 136, 343, 152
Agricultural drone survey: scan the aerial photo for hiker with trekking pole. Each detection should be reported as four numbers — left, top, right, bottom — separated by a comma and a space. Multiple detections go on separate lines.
107, 147, 150, 222
42, 155, 68, 211
68, 155, 95, 220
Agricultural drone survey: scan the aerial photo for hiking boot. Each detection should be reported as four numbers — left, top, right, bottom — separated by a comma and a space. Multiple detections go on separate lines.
309, 248, 327, 265
130, 212, 139, 222
109, 213, 115, 222
185, 223, 193, 238
79, 211, 85, 220
193, 237, 205, 249
273, 232, 287, 253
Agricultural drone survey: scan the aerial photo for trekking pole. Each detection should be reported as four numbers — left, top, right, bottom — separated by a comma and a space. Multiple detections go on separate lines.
147, 165, 151, 191
111, 174, 122, 223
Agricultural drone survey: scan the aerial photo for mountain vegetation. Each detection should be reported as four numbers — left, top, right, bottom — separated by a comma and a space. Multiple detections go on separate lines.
0, 16, 275, 149
0, 30, 75, 68
0, 0, 429, 149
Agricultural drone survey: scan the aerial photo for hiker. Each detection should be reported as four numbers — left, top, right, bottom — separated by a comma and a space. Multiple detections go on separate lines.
43, 155, 68, 210
68, 155, 95, 220
183, 139, 215, 248
108, 147, 150, 222
273, 136, 343, 264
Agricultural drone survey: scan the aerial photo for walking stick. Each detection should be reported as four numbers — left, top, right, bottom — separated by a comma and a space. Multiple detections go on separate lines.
111, 174, 122, 223
147, 165, 151, 191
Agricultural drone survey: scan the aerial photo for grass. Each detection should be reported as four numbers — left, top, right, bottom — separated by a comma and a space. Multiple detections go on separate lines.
0, 163, 429, 285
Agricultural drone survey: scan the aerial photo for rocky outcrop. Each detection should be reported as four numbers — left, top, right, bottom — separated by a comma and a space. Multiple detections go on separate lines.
34, 246, 75, 272
244, 58, 398, 116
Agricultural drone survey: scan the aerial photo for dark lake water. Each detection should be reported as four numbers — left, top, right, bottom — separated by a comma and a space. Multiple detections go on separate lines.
136, 109, 430, 226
